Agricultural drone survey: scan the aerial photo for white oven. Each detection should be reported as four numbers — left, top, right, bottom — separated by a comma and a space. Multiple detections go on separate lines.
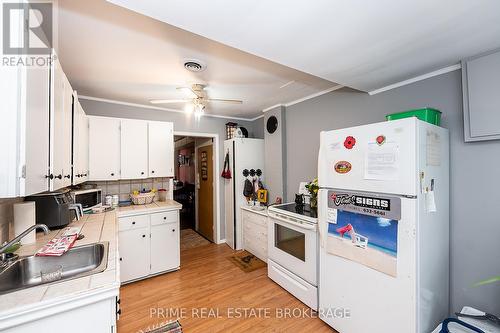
267, 205, 318, 309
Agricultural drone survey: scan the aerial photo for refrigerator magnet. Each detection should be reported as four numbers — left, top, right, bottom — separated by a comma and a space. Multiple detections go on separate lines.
334, 161, 352, 174
376, 135, 386, 145
344, 136, 356, 149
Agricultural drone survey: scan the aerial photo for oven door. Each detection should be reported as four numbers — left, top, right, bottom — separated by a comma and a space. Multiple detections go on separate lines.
268, 211, 318, 285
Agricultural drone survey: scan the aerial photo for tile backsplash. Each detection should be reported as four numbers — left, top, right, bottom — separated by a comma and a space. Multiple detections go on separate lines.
0, 198, 24, 243
86, 178, 171, 202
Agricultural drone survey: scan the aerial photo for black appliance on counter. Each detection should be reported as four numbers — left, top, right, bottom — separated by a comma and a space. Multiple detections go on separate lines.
25, 189, 75, 229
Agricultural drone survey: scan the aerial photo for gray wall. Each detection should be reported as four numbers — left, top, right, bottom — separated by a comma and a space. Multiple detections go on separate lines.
264, 106, 287, 202
252, 116, 265, 139
285, 70, 500, 315
81, 99, 257, 241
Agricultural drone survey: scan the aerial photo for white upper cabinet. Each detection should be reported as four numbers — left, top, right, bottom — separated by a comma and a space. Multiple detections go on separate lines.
88, 117, 121, 181
72, 95, 89, 185
148, 121, 174, 177
87, 117, 174, 181
121, 119, 148, 179
50, 59, 73, 190
0, 0, 51, 197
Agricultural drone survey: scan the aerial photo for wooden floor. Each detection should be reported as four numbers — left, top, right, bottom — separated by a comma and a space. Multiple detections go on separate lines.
118, 242, 335, 333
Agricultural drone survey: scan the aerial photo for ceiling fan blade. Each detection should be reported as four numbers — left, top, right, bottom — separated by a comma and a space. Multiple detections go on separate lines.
150, 99, 190, 104
207, 98, 243, 104
177, 87, 201, 98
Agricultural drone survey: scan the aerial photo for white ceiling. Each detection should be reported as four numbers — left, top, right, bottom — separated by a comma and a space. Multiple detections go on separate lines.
57, 0, 336, 119
107, 0, 500, 92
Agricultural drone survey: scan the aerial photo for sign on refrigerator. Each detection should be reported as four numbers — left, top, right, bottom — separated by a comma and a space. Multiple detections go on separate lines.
326, 190, 401, 277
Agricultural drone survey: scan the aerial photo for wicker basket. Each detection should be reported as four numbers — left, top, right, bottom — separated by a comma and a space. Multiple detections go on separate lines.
130, 192, 156, 205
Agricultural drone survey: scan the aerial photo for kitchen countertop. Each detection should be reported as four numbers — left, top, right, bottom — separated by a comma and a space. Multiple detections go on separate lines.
117, 199, 182, 217
0, 200, 181, 328
240, 205, 268, 217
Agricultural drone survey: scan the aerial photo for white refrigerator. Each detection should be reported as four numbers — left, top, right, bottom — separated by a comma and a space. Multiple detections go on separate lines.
317, 118, 449, 333
224, 138, 264, 250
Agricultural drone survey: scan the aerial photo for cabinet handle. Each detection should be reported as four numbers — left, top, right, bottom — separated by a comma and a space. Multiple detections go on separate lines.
119, 258, 122, 261
163, 217, 166, 220
172, 229, 175, 232
83, 173, 87, 177
111, 173, 115, 176
141, 172, 145, 175
55, 174, 62, 179
117, 309, 122, 315
46, 174, 54, 179
132, 221, 136, 225
64, 175, 70, 179
151, 170, 155, 174
116, 299, 121, 305
142, 234, 146, 238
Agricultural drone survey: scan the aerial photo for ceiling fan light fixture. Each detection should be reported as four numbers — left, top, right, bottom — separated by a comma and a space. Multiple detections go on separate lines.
194, 104, 205, 117
184, 104, 194, 114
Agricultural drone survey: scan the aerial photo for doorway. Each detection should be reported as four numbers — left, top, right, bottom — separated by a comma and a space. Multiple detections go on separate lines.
197, 143, 214, 241
173, 134, 218, 248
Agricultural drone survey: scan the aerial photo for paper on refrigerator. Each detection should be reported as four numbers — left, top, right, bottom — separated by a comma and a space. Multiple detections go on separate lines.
364, 142, 400, 181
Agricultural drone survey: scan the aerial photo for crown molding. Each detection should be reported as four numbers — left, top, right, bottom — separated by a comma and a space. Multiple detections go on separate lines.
78, 95, 259, 121
368, 64, 461, 95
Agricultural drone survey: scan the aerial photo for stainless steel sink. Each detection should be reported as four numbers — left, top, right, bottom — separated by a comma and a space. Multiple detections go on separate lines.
0, 242, 108, 295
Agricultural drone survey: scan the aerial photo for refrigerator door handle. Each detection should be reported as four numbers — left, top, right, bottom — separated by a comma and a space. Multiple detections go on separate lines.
318, 189, 328, 248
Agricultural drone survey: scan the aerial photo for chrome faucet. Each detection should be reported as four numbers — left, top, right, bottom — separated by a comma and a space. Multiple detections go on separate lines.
0, 224, 50, 254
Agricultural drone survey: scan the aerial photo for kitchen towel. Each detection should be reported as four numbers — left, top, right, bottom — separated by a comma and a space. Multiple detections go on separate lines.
13, 201, 36, 245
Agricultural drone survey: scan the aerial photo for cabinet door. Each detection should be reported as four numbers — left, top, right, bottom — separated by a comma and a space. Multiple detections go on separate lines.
72, 95, 81, 185
51, 63, 73, 190
148, 121, 174, 177
73, 100, 89, 185
23, 58, 51, 195
88, 117, 121, 180
119, 227, 150, 282
121, 119, 148, 179
150, 220, 180, 274
50, 59, 65, 190
61, 74, 73, 188
80, 108, 89, 183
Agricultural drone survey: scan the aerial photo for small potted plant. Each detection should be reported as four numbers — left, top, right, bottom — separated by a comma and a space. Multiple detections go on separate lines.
305, 178, 319, 208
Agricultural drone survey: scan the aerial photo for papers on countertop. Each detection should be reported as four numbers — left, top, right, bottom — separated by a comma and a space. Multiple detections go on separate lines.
36, 234, 78, 257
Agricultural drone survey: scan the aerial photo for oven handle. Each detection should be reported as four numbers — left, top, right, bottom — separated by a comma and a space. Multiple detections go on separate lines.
269, 213, 316, 230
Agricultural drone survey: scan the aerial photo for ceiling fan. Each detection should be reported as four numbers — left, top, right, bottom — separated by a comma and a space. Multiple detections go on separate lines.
149, 84, 242, 115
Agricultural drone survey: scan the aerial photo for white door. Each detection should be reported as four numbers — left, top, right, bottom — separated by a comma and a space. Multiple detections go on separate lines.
88, 117, 121, 180
317, 188, 417, 333
23, 57, 51, 195
318, 118, 418, 196
61, 73, 73, 188
50, 58, 65, 190
72, 95, 81, 185
121, 119, 148, 179
119, 227, 151, 282
148, 121, 174, 177
268, 211, 318, 285
79, 109, 89, 183
73, 100, 89, 185
223, 140, 235, 249
150, 211, 180, 274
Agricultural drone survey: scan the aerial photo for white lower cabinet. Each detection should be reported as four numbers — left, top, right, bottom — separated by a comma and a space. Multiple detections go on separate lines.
241, 208, 268, 262
1, 296, 118, 333
119, 226, 151, 282
119, 209, 180, 283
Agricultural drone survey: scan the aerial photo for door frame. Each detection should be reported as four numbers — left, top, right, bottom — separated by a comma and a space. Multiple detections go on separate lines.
174, 131, 221, 244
